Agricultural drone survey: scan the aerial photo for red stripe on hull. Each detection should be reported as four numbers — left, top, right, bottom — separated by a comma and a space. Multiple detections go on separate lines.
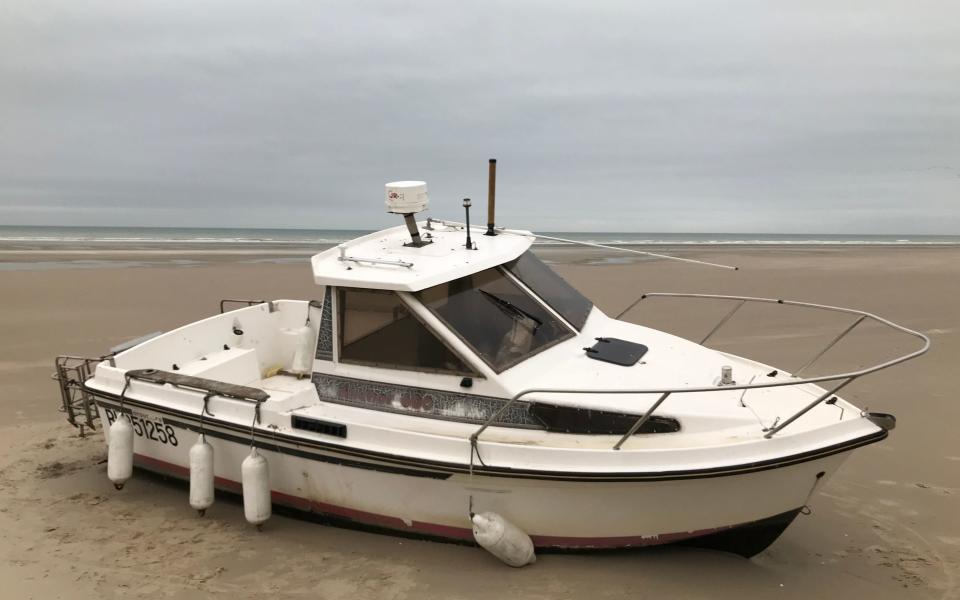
133, 453, 735, 549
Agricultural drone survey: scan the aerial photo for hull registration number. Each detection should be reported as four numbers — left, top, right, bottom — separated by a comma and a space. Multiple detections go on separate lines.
104, 407, 179, 447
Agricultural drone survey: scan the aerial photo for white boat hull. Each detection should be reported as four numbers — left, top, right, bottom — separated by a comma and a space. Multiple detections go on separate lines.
94, 398, 858, 556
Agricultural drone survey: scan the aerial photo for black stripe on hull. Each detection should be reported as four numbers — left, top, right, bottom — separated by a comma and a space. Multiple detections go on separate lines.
87, 386, 887, 483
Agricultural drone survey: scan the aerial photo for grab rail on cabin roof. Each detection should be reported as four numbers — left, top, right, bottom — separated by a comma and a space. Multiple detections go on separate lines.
219, 299, 272, 313
335, 245, 414, 269
468, 293, 930, 457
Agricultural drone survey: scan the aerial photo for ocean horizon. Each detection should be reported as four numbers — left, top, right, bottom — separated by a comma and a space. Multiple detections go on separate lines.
2, 225, 959, 247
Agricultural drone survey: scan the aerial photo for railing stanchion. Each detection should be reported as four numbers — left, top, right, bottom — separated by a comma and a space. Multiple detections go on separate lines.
700, 300, 746, 345
793, 315, 866, 377
470, 397, 521, 446
764, 377, 856, 438
615, 294, 647, 320
613, 392, 672, 450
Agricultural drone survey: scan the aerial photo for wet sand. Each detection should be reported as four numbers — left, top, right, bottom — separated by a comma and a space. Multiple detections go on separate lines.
0, 246, 957, 599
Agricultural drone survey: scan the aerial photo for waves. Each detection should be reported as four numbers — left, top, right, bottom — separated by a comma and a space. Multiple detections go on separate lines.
1, 226, 958, 246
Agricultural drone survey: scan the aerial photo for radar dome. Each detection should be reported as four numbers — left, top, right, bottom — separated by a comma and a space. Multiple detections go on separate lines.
385, 181, 428, 214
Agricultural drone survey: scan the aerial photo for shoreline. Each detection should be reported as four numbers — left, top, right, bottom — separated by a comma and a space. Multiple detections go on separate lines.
1, 243, 958, 272
3, 241, 960, 251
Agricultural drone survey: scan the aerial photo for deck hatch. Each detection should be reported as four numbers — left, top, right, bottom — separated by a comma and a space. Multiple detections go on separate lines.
292, 415, 347, 438
584, 338, 648, 366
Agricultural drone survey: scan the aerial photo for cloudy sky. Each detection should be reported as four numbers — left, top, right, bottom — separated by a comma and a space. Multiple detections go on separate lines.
1, 1, 958, 232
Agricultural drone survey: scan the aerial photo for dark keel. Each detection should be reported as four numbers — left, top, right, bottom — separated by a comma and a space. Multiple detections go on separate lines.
679, 508, 803, 558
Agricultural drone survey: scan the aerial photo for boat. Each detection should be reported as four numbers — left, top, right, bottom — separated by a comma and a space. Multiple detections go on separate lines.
54, 161, 929, 559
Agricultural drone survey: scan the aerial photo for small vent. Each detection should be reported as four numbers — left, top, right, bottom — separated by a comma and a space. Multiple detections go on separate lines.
292, 415, 347, 438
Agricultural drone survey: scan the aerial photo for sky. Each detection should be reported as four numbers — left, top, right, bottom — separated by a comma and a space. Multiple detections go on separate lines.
1, 1, 958, 233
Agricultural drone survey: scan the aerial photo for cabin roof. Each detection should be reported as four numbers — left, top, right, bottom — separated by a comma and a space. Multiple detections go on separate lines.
311, 220, 534, 292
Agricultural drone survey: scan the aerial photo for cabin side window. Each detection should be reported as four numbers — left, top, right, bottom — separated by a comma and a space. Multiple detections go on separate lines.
337, 287, 477, 376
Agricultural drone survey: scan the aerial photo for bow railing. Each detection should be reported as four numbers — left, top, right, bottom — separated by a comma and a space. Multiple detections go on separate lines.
469, 292, 929, 457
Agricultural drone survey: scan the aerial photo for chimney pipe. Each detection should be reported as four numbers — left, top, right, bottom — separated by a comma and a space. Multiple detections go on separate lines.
485, 158, 497, 236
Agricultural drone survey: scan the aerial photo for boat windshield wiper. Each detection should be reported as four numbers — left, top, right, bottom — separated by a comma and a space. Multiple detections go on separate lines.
479, 289, 543, 331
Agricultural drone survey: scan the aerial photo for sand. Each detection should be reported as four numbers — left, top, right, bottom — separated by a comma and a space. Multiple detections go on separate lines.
0, 245, 957, 599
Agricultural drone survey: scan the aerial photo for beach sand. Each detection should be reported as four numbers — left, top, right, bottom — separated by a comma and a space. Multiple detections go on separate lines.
0, 246, 957, 599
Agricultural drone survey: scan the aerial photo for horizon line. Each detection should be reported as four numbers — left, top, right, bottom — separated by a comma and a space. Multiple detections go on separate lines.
1, 223, 958, 237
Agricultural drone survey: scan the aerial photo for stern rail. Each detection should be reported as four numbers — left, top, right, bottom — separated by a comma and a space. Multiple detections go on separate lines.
53, 355, 112, 436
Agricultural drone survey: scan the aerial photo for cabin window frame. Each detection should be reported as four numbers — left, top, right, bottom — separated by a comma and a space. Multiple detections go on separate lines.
416, 265, 577, 374
502, 251, 594, 332
336, 287, 481, 378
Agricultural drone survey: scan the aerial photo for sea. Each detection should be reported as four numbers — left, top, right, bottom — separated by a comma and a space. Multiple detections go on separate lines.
2, 225, 958, 247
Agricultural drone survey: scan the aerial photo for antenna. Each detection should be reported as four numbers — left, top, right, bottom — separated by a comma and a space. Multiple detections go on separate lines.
432, 218, 739, 271
463, 198, 476, 250
519, 232, 739, 270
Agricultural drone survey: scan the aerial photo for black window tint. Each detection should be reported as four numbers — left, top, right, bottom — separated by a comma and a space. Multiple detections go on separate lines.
338, 288, 475, 375
504, 251, 593, 330
417, 267, 573, 372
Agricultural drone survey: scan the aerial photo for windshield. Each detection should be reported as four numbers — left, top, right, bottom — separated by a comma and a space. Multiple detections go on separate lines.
503, 251, 593, 330
417, 266, 573, 372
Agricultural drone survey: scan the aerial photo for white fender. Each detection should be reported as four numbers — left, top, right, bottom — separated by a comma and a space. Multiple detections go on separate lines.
471, 511, 536, 567
189, 435, 215, 515
290, 325, 315, 374
241, 448, 271, 527
107, 415, 134, 490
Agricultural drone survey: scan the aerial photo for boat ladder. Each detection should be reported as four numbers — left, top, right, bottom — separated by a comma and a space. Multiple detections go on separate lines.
53, 355, 106, 436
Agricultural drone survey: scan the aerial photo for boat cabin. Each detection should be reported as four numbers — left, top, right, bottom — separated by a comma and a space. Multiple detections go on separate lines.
308, 219, 673, 434
313, 221, 590, 370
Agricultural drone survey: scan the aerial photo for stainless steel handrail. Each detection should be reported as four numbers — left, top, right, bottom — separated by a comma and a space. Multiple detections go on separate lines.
337, 245, 413, 269
219, 298, 269, 313
469, 292, 930, 454
53, 354, 114, 435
